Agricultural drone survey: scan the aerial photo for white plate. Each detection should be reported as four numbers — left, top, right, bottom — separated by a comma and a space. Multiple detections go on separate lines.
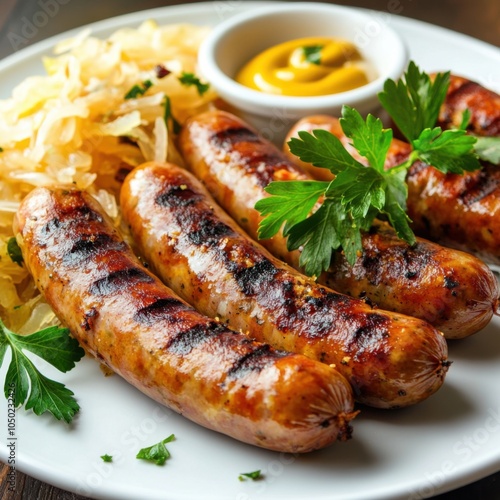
1, 2, 499, 500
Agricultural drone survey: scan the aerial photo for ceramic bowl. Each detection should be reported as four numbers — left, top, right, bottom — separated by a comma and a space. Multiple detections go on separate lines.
198, 2, 408, 142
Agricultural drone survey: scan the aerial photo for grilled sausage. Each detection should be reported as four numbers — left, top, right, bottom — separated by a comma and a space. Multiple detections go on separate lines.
407, 74, 500, 265
287, 112, 500, 267
178, 110, 499, 338
284, 114, 500, 336
14, 186, 358, 453
121, 161, 449, 409
438, 74, 500, 136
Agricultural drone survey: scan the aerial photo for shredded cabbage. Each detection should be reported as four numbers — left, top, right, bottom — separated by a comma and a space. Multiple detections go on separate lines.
0, 21, 216, 331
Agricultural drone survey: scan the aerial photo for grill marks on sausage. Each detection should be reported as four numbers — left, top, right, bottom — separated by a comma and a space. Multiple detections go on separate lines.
156, 185, 203, 208
350, 313, 390, 355
188, 219, 234, 246
89, 267, 154, 296
441, 80, 500, 136
208, 126, 294, 187
228, 344, 285, 378
63, 233, 127, 265
166, 321, 227, 355
211, 127, 262, 147
156, 183, 236, 246
35, 189, 300, 392
360, 236, 434, 284
36, 200, 126, 266
457, 165, 500, 206
231, 258, 278, 296
133, 297, 188, 325
154, 178, 393, 347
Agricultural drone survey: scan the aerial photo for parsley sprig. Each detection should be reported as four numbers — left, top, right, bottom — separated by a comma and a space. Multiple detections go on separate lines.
238, 470, 263, 481
256, 61, 483, 277
0, 318, 85, 423
302, 45, 323, 65
136, 434, 175, 466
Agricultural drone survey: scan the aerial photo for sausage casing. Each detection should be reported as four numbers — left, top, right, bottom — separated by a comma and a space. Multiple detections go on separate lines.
14, 186, 357, 453
438, 74, 500, 136
407, 74, 500, 265
284, 114, 500, 337
121, 161, 449, 409
179, 110, 499, 338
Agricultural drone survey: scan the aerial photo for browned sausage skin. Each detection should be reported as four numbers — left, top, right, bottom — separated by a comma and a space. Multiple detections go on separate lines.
178, 110, 499, 338
438, 74, 500, 136
408, 74, 500, 265
121, 161, 449, 409
14, 186, 357, 453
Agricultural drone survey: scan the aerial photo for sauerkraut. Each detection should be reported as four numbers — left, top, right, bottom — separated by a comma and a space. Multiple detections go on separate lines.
0, 21, 217, 331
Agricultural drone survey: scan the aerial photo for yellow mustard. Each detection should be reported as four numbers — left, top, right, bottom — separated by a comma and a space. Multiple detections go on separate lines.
236, 37, 373, 97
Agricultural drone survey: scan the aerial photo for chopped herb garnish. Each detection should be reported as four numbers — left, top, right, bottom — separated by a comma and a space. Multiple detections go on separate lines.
238, 470, 263, 481
178, 72, 210, 96
124, 80, 153, 99
136, 434, 175, 466
302, 45, 324, 65
0, 318, 85, 423
7, 237, 24, 267
163, 96, 182, 134
101, 454, 113, 462
255, 62, 482, 277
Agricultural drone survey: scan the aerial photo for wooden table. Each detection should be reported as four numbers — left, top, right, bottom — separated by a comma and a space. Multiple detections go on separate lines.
0, 1, 499, 499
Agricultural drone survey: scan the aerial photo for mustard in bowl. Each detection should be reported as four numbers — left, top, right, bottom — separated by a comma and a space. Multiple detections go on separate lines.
198, 2, 408, 142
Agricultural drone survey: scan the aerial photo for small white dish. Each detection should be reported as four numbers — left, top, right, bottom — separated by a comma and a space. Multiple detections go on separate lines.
198, 2, 408, 141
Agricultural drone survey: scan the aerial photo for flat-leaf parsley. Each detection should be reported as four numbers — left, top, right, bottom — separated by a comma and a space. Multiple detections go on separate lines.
136, 434, 175, 466
255, 62, 482, 277
0, 319, 85, 423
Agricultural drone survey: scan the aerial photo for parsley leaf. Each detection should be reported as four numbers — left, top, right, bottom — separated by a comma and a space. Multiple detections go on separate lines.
7, 237, 23, 267
136, 434, 175, 466
178, 72, 210, 96
340, 106, 392, 172
412, 128, 480, 173
101, 454, 113, 462
382, 171, 415, 245
288, 129, 361, 175
124, 80, 153, 100
0, 319, 85, 423
239, 470, 262, 481
302, 45, 323, 65
255, 61, 482, 275
474, 137, 500, 164
255, 180, 329, 240
286, 201, 343, 277
378, 61, 450, 142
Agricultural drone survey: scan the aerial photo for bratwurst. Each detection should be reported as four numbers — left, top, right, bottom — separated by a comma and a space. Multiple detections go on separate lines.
178, 110, 499, 339
408, 74, 500, 265
14, 185, 357, 452
121, 162, 449, 409
285, 114, 500, 333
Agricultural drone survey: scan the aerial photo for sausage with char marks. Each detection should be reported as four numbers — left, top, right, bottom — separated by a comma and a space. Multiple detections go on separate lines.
121, 162, 450, 409
14, 186, 357, 453
179, 110, 499, 338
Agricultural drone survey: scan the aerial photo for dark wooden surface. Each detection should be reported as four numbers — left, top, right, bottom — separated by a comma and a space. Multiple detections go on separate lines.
0, 1, 499, 499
